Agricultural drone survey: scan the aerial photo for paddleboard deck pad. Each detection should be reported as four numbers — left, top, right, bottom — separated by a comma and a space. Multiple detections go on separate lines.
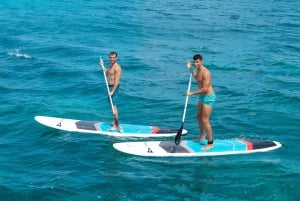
113, 139, 282, 157
34, 116, 187, 137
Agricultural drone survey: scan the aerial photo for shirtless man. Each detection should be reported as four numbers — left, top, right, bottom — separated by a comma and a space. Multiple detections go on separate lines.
186, 54, 216, 150
100, 51, 122, 130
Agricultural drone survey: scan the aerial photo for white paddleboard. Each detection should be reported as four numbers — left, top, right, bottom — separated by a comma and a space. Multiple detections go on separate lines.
34, 116, 187, 137
113, 139, 282, 157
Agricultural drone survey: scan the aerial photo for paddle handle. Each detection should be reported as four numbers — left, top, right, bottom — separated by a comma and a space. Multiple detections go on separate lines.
100, 57, 116, 115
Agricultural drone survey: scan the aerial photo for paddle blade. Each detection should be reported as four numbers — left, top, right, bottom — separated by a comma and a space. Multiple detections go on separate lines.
174, 123, 184, 145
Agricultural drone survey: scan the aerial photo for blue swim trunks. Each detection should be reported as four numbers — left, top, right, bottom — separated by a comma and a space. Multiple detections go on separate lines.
198, 93, 216, 107
109, 85, 120, 105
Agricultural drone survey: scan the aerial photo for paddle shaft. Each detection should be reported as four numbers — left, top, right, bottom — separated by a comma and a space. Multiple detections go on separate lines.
175, 73, 192, 145
100, 57, 116, 115
181, 73, 192, 122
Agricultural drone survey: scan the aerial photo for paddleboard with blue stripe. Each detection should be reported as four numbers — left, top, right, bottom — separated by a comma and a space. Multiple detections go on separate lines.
34, 116, 187, 137
113, 139, 282, 156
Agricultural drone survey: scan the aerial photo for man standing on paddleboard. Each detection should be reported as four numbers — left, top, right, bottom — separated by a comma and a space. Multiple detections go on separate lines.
100, 51, 122, 131
186, 54, 216, 150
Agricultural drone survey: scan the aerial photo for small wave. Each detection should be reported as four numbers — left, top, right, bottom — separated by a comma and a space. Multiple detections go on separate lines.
7, 49, 32, 59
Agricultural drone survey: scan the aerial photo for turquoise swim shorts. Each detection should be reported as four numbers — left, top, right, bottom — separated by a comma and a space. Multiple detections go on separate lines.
198, 93, 216, 107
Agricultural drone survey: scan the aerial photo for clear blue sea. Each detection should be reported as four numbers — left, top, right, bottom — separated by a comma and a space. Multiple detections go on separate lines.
1, 0, 299, 200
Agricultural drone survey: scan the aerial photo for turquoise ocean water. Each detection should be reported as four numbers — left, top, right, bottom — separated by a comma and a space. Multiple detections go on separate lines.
1, 0, 299, 200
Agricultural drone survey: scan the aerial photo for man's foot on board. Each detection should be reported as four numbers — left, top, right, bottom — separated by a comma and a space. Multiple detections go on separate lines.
117, 126, 123, 133
109, 126, 118, 131
201, 140, 214, 151
201, 144, 214, 151
193, 134, 206, 141
193, 137, 206, 141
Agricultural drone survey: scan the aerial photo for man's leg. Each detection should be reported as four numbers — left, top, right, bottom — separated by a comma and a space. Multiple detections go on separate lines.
201, 104, 213, 150
109, 105, 119, 130
194, 103, 205, 141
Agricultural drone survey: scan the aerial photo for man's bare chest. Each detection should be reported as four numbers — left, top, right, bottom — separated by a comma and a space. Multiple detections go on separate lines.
107, 67, 115, 77
196, 72, 203, 83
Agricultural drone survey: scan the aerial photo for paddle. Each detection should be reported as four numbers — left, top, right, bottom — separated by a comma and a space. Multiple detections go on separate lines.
175, 73, 193, 145
99, 56, 122, 133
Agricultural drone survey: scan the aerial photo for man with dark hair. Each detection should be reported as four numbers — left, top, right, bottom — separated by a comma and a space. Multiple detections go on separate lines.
186, 54, 216, 150
100, 51, 122, 131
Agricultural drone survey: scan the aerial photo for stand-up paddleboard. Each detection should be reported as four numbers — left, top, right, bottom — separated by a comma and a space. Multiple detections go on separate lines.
34, 116, 187, 137
113, 139, 282, 157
